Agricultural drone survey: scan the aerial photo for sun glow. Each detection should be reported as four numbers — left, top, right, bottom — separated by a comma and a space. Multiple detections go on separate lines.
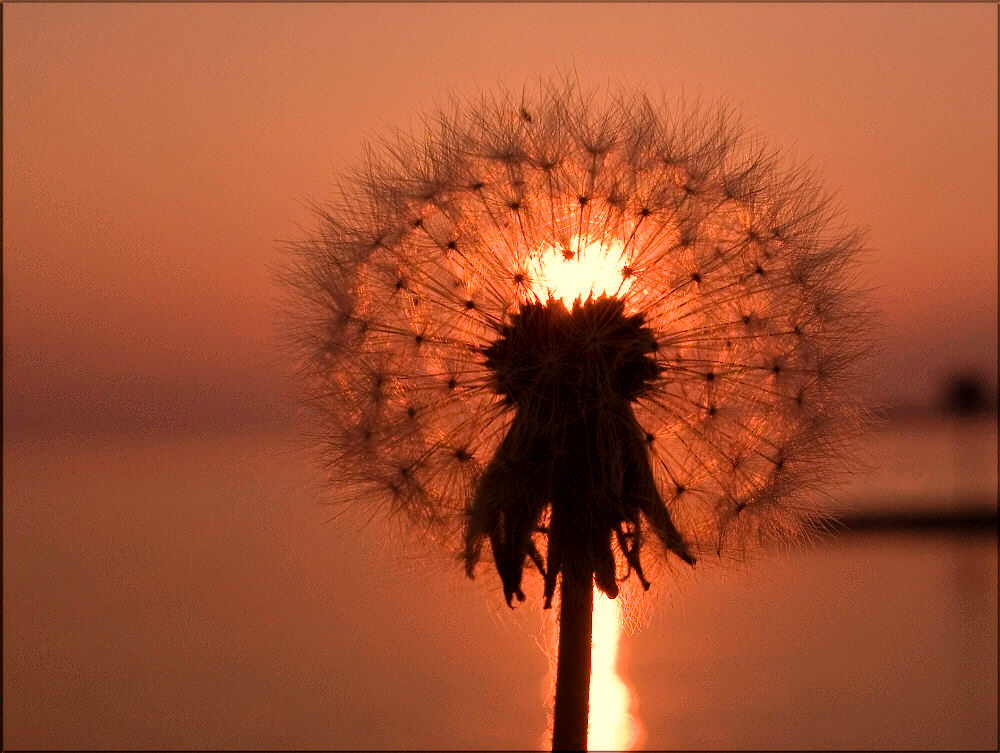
528, 237, 632, 306
589, 588, 640, 751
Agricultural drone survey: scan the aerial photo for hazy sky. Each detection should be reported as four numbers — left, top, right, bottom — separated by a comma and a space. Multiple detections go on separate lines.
4, 3, 997, 436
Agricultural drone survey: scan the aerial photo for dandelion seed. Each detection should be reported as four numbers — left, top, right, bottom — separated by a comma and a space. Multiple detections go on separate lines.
284, 76, 872, 751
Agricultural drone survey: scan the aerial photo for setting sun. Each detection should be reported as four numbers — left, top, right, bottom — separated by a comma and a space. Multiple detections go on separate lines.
528, 237, 632, 306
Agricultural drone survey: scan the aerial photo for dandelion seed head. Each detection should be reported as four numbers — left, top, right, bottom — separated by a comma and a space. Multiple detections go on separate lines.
286, 77, 873, 610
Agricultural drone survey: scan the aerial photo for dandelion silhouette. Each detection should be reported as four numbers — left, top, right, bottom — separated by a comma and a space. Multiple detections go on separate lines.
286, 78, 869, 750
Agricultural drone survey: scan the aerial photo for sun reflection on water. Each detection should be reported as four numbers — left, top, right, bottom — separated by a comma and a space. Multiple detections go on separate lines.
589, 587, 640, 751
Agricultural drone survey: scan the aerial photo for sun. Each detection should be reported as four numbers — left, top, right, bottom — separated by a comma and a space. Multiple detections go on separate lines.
527, 237, 632, 306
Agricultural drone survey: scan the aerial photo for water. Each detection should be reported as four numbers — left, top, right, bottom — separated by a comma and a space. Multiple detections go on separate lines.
3, 417, 996, 749
627, 534, 997, 750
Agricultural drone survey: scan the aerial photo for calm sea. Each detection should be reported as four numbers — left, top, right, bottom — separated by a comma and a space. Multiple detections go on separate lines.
4, 416, 996, 750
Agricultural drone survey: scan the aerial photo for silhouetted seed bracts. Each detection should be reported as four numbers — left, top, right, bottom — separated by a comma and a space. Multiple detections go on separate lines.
285, 77, 872, 610
474, 296, 690, 606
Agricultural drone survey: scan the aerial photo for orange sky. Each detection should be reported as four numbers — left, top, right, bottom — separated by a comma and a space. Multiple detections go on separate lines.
4, 2, 997, 435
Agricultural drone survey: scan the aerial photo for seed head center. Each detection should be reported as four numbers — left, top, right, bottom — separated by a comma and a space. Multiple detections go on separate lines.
485, 296, 660, 409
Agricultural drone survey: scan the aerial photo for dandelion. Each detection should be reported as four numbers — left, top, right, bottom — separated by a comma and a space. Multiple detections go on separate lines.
285, 77, 870, 750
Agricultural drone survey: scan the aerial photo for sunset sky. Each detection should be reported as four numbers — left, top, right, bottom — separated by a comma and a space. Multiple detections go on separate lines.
4, 2, 997, 436
4, 4, 997, 751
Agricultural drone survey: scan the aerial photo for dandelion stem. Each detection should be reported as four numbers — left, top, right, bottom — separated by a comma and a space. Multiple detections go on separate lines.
552, 566, 593, 751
